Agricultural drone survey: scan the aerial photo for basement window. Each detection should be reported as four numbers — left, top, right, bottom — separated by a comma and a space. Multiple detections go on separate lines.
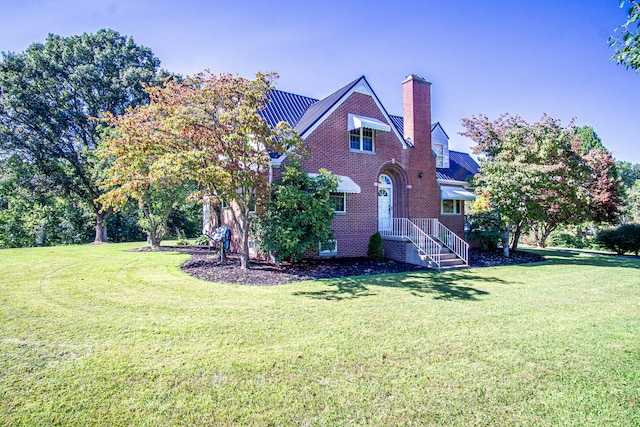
319, 240, 337, 255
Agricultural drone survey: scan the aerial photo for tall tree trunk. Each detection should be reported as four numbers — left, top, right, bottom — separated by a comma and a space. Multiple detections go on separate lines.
94, 211, 109, 243
240, 215, 250, 269
220, 241, 226, 263
535, 224, 556, 248
148, 229, 161, 250
502, 223, 511, 257
511, 221, 523, 252
536, 232, 549, 248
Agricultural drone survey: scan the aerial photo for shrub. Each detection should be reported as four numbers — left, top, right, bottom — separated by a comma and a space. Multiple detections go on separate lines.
193, 235, 210, 246
466, 211, 502, 250
596, 224, 640, 255
253, 162, 338, 262
367, 232, 384, 262
550, 232, 594, 249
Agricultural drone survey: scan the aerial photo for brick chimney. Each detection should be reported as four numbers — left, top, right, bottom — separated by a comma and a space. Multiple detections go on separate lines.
402, 74, 432, 147
403, 74, 439, 218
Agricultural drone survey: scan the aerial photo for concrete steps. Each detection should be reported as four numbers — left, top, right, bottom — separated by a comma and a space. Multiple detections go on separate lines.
407, 244, 468, 270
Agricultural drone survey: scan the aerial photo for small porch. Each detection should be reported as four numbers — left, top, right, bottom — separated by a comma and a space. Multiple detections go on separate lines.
379, 218, 469, 269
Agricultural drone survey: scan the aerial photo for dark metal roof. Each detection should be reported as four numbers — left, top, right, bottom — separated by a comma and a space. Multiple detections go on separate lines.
436, 150, 479, 182
293, 76, 364, 135
389, 114, 404, 135
260, 89, 318, 128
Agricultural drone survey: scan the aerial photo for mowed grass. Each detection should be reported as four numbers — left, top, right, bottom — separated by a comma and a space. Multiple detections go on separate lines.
0, 244, 639, 426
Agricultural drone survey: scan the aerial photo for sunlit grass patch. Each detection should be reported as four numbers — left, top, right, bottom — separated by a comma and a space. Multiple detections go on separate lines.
1, 244, 638, 425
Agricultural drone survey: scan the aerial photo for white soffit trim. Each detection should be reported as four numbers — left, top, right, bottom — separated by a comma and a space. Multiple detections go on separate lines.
348, 114, 391, 132
308, 173, 361, 194
440, 185, 475, 201
437, 178, 471, 187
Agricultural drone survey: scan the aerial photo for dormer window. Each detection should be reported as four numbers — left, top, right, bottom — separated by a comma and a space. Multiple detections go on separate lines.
431, 123, 450, 169
350, 128, 374, 152
434, 142, 445, 168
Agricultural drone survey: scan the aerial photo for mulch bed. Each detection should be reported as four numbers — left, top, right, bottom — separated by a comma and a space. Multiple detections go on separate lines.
134, 245, 546, 285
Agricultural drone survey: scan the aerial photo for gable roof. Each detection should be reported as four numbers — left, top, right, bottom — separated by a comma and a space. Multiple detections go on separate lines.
431, 122, 449, 139
436, 150, 479, 182
260, 77, 479, 180
261, 76, 408, 148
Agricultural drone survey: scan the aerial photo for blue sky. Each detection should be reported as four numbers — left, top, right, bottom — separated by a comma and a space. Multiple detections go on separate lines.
2, 0, 639, 163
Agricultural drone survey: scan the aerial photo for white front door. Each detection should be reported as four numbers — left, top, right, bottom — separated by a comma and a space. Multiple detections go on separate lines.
378, 174, 393, 231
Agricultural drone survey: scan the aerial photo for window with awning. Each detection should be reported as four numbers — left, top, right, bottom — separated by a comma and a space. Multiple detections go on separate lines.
347, 114, 391, 132
439, 186, 475, 201
348, 114, 390, 153
307, 173, 361, 194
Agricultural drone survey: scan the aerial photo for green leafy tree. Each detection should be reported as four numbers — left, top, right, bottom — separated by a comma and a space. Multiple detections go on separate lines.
615, 161, 640, 223
615, 161, 640, 187
574, 125, 606, 154
0, 29, 164, 243
626, 180, 640, 222
610, 0, 640, 71
99, 70, 303, 267
253, 162, 338, 262
0, 155, 148, 247
462, 114, 621, 250
0, 155, 92, 247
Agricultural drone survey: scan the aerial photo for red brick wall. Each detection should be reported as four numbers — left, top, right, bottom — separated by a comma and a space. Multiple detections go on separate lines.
382, 238, 407, 262
439, 214, 465, 240
293, 90, 418, 257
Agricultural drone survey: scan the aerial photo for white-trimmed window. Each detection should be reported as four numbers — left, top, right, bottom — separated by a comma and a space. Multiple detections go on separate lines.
248, 198, 256, 214
434, 142, 445, 168
221, 200, 229, 210
441, 199, 462, 215
329, 192, 346, 214
350, 128, 374, 153
319, 239, 337, 255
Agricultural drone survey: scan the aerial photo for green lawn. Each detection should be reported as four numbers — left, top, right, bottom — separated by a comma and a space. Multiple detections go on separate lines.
1, 243, 638, 426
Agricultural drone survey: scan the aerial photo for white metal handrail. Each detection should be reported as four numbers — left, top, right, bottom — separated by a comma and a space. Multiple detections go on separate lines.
379, 218, 441, 267
412, 218, 469, 266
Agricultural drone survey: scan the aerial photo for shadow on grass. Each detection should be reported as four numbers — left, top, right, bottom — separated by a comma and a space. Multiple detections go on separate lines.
522, 249, 640, 269
293, 270, 503, 301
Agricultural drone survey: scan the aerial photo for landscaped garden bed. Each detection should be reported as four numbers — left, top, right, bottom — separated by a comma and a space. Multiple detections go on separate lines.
136, 246, 547, 285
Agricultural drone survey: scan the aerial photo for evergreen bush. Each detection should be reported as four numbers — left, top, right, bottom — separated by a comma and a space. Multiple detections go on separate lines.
596, 224, 640, 255
367, 232, 384, 262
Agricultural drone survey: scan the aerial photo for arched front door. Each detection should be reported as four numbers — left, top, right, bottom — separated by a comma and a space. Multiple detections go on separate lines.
378, 174, 393, 231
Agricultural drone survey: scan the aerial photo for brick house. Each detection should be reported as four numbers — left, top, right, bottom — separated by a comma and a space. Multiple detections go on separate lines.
206, 74, 478, 268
